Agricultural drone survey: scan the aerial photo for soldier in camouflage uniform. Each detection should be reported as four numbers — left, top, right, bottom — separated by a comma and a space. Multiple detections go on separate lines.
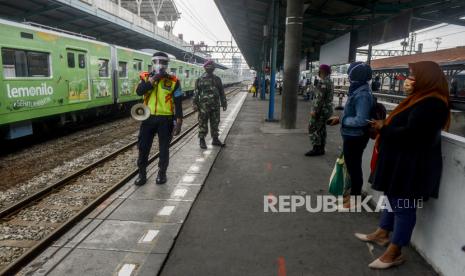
306, 64, 334, 156
193, 60, 227, 149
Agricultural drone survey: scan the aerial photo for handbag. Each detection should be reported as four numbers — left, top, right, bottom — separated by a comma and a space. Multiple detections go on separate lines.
328, 153, 351, 196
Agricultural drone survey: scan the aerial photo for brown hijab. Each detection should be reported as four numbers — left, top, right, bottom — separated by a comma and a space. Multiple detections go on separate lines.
385, 61, 451, 130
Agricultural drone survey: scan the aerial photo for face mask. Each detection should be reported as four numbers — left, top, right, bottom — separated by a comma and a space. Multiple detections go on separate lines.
403, 78, 415, 94
153, 63, 168, 74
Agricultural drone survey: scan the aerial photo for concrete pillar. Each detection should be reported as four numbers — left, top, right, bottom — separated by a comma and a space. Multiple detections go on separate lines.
267, 0, 279, 121
281, 0, 304, 129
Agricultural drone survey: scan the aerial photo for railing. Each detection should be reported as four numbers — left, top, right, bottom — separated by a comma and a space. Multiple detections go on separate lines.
78, 0, 190, 48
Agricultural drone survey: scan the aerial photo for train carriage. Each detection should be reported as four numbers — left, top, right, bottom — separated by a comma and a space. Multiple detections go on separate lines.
0, 19, 242, 139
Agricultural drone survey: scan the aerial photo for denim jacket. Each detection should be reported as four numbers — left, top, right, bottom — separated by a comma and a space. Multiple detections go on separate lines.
340, 83, 373, 137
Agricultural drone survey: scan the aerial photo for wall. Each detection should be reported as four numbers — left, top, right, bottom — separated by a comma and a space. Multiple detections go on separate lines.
362, 132, 465, 276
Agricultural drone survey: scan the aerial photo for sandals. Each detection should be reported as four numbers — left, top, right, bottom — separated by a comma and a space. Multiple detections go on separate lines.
354, 233, 390, 247
368, 255, 405, 269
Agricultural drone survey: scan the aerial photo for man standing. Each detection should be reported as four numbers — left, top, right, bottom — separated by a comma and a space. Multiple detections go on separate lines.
135, 52, 183, 185
371, 75, 381, 92
306, 64, 334, 156
193, 60, 227, 149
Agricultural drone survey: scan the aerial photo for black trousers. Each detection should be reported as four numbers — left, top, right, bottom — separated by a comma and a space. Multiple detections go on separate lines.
343, 134, 369, 196
137, 115, 174, 174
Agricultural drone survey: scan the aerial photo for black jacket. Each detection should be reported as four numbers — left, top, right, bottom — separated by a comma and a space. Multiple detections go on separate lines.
371, 97, 449, 200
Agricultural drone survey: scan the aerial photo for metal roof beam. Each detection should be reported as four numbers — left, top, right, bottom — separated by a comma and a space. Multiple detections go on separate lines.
302, 24, 342, 35
11, 3, 62, 19
55, 14, 91, 27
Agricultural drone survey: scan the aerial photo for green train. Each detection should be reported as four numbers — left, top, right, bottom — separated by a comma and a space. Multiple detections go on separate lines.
0, 18, 240, 139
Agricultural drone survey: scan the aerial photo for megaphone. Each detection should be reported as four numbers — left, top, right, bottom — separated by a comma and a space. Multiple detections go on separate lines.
131, 103, 150, 121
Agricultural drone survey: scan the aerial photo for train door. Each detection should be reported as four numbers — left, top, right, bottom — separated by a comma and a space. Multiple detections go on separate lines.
65, 49, 90, 103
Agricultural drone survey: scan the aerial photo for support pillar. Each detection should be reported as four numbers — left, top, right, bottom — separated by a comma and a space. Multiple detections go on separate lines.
281, 0, 304, 129
260, 71, 266, 100
267, 0, 279, 121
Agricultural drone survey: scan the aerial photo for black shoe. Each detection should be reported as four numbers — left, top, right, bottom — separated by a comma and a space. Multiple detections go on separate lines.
156, 171, 167, 185
135, 172, 147, 186
199, 138, 207, 149
212, 137, 225, 147
305, 146, 325, 156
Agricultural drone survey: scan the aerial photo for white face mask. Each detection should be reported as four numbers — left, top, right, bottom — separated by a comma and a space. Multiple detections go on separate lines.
153, 63, 168, 74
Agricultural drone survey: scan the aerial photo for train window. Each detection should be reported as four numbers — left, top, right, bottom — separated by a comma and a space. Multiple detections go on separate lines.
27, 52, 50, 77
78, 54, 85, 69
133, 59, 142, 71
185, 70, 189, 78
2, 49, 19, 77
118, 61, 127, 78
178, 67, 183, 75
148, 64, 152, 72
170, 68, 177, 75
2, 48, 49, 78
67, 52, 75, 68
98, 59, 109, 77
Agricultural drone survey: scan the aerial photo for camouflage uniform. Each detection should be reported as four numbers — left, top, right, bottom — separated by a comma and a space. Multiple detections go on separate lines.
309, 76, 334, 147
193, 73, 227, 139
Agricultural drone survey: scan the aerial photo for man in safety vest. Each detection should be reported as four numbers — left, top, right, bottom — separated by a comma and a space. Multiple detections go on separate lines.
135, 52, 183, 185
193, 60, 227, 149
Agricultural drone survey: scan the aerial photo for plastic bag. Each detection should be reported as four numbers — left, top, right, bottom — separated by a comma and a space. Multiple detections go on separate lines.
328, 153, 351, 196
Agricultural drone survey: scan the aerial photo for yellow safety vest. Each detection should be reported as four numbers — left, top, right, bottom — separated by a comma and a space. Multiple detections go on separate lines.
143, 76, 178, 116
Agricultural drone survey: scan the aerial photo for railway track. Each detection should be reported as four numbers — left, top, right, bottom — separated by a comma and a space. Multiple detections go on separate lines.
0, 87, 243, 275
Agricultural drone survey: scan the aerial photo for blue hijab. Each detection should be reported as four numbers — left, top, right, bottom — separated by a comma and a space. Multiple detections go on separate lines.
347, 62, 372, 95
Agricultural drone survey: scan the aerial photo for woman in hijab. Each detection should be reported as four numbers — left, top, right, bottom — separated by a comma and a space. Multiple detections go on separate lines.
328, 62, 373, 207
355, 61, 450, 269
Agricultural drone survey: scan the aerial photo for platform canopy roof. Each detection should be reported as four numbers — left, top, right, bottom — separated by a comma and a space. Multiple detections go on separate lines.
371, 46, 465, 71
214, 0, 465, 70
0, 0, 211, 64
118, 0, 180, 22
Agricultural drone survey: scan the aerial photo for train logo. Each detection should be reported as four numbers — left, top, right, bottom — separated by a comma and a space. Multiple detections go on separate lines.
6, 83, 54, 98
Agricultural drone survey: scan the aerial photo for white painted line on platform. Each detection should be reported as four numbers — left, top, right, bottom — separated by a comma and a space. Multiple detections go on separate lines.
203, 150, 212, 156
118, 264, 136, 276
188, 165, 200, 172
172, 188, 188, 198
196, 158, 205, 162
138, 229, 159, 243
182, 175, 196, 183
158, 205, 175, 216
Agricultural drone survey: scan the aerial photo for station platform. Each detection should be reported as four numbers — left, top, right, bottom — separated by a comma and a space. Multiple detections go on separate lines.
20, 91, 437, 276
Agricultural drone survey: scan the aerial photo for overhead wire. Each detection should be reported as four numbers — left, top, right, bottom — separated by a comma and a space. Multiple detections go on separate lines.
175, 0, 220, 42
173, 0, 218, 42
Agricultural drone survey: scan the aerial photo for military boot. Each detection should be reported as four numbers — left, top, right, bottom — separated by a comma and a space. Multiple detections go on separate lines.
305, 145, 325, 156
212, 137, 225, 147
199, 138, 207, 149
156, 170, 167, 185
135, 170, 147, 186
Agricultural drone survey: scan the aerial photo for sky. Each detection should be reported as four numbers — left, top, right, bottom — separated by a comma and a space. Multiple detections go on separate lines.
163, 1, 465, 66
170, 0, 234, 46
